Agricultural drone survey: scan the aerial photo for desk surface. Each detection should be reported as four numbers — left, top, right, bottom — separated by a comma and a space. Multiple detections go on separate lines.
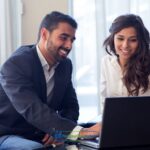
35, 144, 150, 150
78, 145, 150, 150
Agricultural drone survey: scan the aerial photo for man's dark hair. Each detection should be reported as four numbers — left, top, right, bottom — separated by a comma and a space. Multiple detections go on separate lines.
37, 11, 77, 41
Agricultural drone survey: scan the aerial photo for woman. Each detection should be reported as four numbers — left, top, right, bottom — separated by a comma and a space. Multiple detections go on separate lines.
100, 14, 150, 105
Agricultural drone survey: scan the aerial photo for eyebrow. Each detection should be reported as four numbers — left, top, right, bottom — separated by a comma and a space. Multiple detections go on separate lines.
116, 35, 137, 38
60, 33, 76, 41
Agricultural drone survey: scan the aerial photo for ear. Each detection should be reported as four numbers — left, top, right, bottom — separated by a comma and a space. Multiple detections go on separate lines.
40, 28, 49, 41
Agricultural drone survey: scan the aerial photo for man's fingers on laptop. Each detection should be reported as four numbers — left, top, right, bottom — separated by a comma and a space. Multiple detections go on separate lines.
90, 123, 101, 134
79, 128, 98, 139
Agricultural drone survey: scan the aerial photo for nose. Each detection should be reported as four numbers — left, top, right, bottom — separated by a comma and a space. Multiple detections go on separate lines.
64, 39, 72, 50
122, 40, 129, 49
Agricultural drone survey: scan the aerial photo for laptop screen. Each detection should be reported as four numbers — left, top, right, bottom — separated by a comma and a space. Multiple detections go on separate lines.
100, 96, 150, 148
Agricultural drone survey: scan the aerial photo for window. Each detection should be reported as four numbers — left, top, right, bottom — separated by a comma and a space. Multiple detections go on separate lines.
69, 0, 101, 123
69, 0, 150, 123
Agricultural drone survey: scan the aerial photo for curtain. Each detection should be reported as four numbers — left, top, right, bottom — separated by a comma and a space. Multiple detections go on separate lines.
0, 0, 22, 65
0, 0, 12, 64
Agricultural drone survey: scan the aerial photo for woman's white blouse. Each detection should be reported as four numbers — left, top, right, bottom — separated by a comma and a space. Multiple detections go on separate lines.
100, 54, 150, 107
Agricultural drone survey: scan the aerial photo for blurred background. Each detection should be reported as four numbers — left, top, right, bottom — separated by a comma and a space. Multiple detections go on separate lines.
0, 0, 150, 123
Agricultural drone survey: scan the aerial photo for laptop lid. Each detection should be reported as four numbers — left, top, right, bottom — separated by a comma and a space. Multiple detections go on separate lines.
79, 96, 150, 149
100, 96, 150, 149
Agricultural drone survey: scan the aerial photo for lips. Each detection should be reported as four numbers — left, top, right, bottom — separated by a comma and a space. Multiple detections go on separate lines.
59, 49, 68, 57
121, 49, 130, 55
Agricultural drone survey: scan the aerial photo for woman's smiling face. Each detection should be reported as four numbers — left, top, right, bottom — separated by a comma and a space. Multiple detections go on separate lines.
114, 27, 139, 66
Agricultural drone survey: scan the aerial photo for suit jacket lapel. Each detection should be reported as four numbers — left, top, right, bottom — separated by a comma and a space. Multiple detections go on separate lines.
32, 47, 47, 103
50, 63, 66, 110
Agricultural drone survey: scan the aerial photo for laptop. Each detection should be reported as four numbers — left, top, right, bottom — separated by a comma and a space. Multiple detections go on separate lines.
79, 96, 150, 149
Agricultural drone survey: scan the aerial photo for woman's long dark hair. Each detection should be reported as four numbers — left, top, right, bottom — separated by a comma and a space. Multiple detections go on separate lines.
103, 14, 150, 95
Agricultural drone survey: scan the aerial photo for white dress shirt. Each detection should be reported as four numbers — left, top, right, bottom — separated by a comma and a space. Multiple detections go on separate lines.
36, 45, 57, 100
100, 54, 150, 109
36, 45, 82, 140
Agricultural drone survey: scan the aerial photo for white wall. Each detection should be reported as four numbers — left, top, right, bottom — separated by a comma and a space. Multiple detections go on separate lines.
21, 0, 68, 45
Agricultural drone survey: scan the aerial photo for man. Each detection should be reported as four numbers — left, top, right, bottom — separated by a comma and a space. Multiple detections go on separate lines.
0, 11, 100, 149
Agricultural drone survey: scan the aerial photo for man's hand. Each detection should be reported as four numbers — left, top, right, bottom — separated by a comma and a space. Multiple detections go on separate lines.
42, 134, 64, 147
79, 123, 101, 139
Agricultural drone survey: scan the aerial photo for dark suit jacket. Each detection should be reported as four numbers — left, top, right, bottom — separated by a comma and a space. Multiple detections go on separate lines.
0, 45, 79, 141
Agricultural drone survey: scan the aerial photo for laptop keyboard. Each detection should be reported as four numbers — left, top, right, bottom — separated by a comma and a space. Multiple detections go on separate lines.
82, 136, 99, 143
79, 135, 99, 140
88, 137, 99, 142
